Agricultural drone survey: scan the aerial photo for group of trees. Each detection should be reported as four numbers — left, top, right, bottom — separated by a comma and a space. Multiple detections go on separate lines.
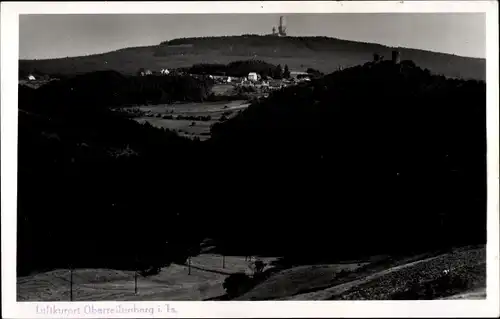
306, 68, 324, 78
261, 64, 289, 80
17, 57, 486, 276
22, 71, 215, 116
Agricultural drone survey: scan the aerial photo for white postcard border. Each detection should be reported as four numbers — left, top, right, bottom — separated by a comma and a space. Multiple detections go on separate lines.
1, 1, 499, 318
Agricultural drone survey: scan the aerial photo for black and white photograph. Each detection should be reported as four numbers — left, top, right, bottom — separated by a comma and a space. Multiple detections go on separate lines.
1, 1, 499, 318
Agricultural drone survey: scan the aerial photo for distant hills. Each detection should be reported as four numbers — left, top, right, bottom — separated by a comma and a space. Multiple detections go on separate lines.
19, 35, 485, 80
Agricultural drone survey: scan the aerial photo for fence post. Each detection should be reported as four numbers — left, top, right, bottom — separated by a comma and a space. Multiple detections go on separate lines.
222, 255, 225, 269
135, 270, 138, 294
188, 256, 191, 275
134, 255, 138, 294
69, 265, 73, 301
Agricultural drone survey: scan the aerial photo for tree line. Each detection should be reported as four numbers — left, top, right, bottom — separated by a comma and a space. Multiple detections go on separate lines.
185, 60, 285, 79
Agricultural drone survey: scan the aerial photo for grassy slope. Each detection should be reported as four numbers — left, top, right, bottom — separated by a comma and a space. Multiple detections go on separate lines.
234, 263, 368, 301
237, 246, 486, 301
19, 36, 485, 80
17, 254, 277, 301
298, 246, 485, 300
17, 247, 485, 301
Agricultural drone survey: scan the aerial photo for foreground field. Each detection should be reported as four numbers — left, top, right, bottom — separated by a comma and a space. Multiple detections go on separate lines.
17, 255, 277, 301
17, 245, 485, 301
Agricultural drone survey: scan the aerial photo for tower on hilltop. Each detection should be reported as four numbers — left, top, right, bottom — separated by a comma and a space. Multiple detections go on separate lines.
271, 16, 287, 36
278, 16, 287, 36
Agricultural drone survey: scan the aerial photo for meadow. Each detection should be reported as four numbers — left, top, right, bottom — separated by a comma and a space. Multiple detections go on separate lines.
124, 98, 250, 140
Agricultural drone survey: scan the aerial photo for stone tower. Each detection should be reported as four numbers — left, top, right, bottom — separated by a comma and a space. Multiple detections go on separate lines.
392, 50, 401, 64
278, 16, 287, 36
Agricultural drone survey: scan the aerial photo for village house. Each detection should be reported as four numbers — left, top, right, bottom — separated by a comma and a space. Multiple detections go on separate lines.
247, 72, 259, 82
140, 69, 153, 76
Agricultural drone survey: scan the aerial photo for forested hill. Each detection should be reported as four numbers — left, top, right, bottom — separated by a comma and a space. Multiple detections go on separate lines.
204, 59, 486, 258
19, 35, 485, 80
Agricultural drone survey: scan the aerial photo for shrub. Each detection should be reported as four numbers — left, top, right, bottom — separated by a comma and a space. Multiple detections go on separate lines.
139, 266, 161, 277
223, 272, 254, 298
254, 260, 265, 274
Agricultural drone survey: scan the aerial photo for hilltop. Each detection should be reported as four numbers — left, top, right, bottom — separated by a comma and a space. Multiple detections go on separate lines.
19, 35, 485, 80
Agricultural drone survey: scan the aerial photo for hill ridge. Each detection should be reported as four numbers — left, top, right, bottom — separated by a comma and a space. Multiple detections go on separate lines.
21, 35, 484, 62
19, 34, 485, 81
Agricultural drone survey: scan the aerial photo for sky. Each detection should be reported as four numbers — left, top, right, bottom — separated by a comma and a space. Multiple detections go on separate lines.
19, 13, 486, 60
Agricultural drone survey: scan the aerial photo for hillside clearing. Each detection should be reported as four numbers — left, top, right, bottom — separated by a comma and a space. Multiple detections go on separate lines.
123, 99, 249, 140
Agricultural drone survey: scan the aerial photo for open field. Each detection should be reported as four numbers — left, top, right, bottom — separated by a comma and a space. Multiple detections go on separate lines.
17, 254, 278, 301
125, 98, 250, 140
17, 246, 485, 301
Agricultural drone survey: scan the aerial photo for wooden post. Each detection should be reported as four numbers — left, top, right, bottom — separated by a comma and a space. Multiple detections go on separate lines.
134, 269, 138, 294
222, 255, 225, 269
69, 265, 73, 301
188, 256, 191, 275
134, 255, 138, 294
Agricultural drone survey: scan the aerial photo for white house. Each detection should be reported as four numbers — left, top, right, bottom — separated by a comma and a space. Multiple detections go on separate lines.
247, 72, 258, 81
227, 76, 232, 83
27, 74, 36, 81
161, 69, 170, 75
